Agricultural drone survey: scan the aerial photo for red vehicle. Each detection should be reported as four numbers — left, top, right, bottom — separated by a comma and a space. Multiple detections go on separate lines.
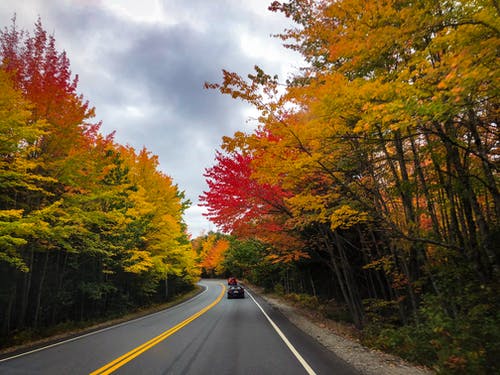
228, 277, 237, 285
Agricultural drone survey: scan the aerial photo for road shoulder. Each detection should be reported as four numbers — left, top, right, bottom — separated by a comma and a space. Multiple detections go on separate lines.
0, 285, 205, 359
247, 285, 433, 375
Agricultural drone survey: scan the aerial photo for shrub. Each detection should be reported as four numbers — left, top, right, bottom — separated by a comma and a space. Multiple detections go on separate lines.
362, 323, 436, 366
284, 293, 320, 309
273, 283, 285, 295
361, 292, 500, 374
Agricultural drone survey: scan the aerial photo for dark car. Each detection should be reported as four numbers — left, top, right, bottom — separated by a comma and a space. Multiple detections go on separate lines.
227, 285, 245, 299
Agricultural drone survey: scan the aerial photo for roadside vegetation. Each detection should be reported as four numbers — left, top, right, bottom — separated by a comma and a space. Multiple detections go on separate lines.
1, 1, 498, 373
197, 1, 499, 374
0, 18, 199, 349
0, 286, 202, 353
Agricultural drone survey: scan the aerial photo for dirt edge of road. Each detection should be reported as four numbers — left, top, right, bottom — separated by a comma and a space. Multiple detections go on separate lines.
247, 284, 433, 375
0, 285, 205, 358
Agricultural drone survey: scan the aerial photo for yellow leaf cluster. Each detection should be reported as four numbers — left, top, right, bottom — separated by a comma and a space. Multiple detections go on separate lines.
123, 250, 154, 274
330, 205, 369, 231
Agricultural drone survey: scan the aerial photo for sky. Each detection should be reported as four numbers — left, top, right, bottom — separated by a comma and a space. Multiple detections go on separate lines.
0, 0, 302, 237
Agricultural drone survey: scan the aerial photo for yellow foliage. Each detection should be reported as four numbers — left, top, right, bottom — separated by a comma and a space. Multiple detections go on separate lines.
123, 250, 154, 274
0, 209, 24, 220
330, 205, 369, 231
286, 193, 334, 227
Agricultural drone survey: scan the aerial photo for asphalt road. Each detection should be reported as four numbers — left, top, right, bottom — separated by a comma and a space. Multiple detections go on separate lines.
0, 280, 359, 374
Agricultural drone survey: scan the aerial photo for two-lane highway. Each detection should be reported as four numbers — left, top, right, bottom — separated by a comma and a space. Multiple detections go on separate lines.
0, 280, 359, 374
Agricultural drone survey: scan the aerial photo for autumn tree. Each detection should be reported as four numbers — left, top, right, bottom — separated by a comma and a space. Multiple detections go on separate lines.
204, 0, 499, 369
198, 234, 231, 276
0, 17, 197, 342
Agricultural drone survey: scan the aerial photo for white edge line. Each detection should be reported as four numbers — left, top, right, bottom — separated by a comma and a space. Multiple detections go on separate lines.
247, 290, 317, 375
0, 283, 209, 363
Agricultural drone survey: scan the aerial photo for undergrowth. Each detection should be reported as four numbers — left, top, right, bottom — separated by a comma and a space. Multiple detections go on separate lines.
273, 283, 499, 374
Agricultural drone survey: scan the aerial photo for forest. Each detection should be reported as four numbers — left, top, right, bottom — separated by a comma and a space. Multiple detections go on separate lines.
0, 18, 198, 347
0, 1, 498, 373
198, 0, 499, 373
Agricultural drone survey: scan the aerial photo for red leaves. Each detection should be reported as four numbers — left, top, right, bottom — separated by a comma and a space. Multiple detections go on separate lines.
200, 148, 308, 263
200, 150, 288, 235
0, 16, 105, 190
0, 17, 100, 152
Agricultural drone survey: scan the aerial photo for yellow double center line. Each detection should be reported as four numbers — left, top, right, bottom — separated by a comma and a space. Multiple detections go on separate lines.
90, 284, 225, 375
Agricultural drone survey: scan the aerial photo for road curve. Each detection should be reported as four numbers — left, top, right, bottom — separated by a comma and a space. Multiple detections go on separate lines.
0, 279, 359, 374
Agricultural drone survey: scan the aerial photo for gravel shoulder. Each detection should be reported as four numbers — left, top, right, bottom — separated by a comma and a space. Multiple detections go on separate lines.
249, 286, 433, 375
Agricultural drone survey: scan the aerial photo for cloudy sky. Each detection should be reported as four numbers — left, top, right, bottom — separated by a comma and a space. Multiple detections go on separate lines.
0, 0, 302, 237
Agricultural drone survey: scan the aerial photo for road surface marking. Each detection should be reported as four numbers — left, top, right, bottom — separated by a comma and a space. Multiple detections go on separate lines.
90, 283, 225, 375
247, 291, 317, 375
0, 284, 209, 363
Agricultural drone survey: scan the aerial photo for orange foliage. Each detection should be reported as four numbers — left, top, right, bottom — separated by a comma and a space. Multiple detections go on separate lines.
198, 235, 230, 274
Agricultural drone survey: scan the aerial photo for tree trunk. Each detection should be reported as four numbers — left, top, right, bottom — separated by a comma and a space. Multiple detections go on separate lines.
165, 272, 168, 300
3, 282, 16, 335
18, 247, 34, 328
309, 269, 317, 297
334, 231, 364, 327
408, 130, 441, 237
319, 224, 364, 329
34, 251, 49, 328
